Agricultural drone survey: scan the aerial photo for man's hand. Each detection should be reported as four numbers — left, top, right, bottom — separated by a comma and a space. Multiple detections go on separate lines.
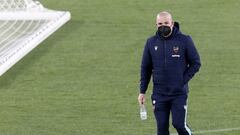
138, 93, 145, 105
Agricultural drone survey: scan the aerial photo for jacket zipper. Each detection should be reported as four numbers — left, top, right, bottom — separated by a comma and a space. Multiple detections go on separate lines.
164, 40, 166, 68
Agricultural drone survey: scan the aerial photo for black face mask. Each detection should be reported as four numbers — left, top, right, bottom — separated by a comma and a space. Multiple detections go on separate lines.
158, 26, 171, 37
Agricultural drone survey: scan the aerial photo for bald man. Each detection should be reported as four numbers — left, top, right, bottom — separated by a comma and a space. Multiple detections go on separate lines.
138, 11, 201, 135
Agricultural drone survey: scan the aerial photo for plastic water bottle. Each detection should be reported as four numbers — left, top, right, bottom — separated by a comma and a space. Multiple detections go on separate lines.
140, 104, 147, 120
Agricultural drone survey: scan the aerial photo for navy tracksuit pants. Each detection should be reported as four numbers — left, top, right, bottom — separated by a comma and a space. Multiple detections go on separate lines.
151, 94, 192, 135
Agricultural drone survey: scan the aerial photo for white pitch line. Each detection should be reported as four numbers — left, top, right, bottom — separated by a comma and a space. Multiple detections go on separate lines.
170, 127, 240, 135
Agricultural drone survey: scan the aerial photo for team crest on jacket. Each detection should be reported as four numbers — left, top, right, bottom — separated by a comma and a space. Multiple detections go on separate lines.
173, 46, 179, 54
172, 46, 180, 57
154, 46, 158, 51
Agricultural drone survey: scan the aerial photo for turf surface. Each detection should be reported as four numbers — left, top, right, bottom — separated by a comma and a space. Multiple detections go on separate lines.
0, 0, 239, 135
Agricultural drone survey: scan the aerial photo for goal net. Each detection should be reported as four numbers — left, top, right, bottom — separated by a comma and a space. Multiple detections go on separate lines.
0, 0, 71, 76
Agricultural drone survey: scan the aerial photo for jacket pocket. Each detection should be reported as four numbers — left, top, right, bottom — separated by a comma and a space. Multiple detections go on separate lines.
152, 70, 165, 85
165, 71, 184, 91
183, 73, 191, 84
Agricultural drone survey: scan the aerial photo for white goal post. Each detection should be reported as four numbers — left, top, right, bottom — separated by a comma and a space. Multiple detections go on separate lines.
0, 0, 71, 76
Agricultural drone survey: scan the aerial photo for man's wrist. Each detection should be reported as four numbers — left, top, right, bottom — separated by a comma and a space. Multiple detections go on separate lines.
140, 89, 146, 94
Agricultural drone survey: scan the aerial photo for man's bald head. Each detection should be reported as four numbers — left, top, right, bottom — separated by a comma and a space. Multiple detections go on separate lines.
156, 11, 174, 27
156, 11, 173, 22
156, 11, 174, 37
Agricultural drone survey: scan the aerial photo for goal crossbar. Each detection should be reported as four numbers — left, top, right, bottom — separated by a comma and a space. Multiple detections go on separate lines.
0, 11, 70, 20
0, 1, 71, 76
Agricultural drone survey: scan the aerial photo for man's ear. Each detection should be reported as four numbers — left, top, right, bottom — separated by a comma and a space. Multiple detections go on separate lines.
170, 21, 174, 29
156, 23, 159, 29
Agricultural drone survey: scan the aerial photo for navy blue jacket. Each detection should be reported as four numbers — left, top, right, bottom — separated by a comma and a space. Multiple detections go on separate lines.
140, 22, 201, 95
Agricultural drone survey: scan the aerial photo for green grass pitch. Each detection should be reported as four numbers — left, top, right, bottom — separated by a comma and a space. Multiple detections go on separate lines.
0, 0, 239, 135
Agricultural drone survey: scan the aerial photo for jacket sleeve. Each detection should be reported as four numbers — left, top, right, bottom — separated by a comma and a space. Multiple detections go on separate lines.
140, 39, 152, 94
183, 36, 201, 84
